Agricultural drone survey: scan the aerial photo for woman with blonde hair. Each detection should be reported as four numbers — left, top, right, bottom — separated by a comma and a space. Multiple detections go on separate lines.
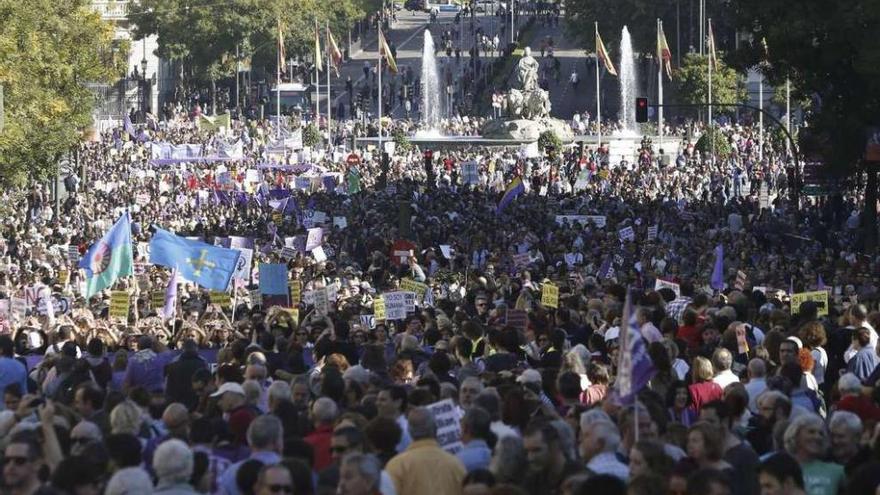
110, 400, 144, 437
688, 356, 722, 412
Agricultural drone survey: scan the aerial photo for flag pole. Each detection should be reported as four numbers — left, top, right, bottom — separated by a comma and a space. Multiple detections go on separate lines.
326, 20, 332, 148
277, 19, 283, 140
658, 19, 664, 151
758, 73, 764, 161
314, 18, 320, 124
378, 28, 383, 157
707, 18, 713, 164
595, 22, 601, 154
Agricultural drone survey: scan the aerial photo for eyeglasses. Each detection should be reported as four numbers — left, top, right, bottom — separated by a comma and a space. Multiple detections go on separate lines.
330, 445, 349, 453
267, 484, 294, 494
3, 456, 30, 466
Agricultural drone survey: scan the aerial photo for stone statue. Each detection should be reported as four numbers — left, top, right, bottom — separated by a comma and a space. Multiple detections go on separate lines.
516, 47, 540, 92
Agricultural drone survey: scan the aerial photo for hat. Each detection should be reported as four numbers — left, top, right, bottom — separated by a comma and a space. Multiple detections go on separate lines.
516, 369, 542, 385
210, 382, 245, 397
342, 365, 372, 385
604, 326, 620, 343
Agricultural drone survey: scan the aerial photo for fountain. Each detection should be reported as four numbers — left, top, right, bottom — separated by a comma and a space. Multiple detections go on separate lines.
618, 26, 638, 133
415, 30, 442, 137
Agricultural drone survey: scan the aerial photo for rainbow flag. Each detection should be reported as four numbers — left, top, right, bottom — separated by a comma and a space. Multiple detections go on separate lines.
495, 177, 525, 215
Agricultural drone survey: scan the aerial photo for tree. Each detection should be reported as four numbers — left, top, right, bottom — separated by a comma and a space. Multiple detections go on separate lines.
0, 0, 123, 186
673, 53, 746, 111
732, 0, 880, 249
564, 0, 734, 56
130, 0, 372, 87
302, 123, 321, 147
695, 127, 733, 158
538, 130, 562, 152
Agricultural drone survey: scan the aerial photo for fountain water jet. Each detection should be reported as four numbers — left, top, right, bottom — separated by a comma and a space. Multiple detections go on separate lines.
618, 26, 638, 134
416, 30, 442, 137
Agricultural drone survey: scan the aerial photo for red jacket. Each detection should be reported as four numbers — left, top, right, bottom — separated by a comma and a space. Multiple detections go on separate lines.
305, 424, 334, 471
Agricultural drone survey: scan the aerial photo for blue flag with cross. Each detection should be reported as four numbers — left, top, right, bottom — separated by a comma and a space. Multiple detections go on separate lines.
149, 228, 241, 291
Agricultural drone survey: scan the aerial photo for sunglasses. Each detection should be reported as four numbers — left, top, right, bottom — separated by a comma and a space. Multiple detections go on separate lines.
267, 485, 293, 494
3, 456, 30, 466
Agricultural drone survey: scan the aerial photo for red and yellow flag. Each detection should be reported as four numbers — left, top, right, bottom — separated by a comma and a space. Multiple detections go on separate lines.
596, 27, 617, 76
327, 28, 343, 75
378, 28, 398, 74
707, 18, 719, 71
658, 21, 672, 79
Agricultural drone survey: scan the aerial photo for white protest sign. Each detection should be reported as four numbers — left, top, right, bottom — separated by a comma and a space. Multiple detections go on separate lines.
312, 246, 328, 262
403, 291, 416, 313
11, 297, 26, 319
647, 225, 659, 241
280, 246, 297, 260
554, 215, 606, 228
360, 314, 376, 329
426, 399, 463, 454
333, 216, 348, 229
382, 291, 408, 320
439, 245, 454, 259
654, 278, 681, 298
306, 228, 323, 251
619, 226, 635, 242
314, 288, 330, 316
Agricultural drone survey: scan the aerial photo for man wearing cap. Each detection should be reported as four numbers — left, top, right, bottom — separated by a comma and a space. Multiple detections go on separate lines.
212, 382, 257, 446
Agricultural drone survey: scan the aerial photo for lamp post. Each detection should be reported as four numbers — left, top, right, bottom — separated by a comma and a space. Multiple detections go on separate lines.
140, 57, 148, 123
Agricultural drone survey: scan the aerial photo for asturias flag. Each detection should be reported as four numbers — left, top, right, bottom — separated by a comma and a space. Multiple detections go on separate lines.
79, 212, 134, 299
149, 228, 241, 291
495, 177, 525, 215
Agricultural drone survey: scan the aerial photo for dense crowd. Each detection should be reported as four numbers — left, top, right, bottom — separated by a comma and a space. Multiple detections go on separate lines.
0, 110, 875, 495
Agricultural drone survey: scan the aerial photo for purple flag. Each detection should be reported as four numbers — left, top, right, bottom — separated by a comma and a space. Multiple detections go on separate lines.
162, 268, 178, 320
790, 277, 795, 295
124, 114, 137, 139
710, 244, 724, 291
817, 275, 826, 291
614, 291, 656, 405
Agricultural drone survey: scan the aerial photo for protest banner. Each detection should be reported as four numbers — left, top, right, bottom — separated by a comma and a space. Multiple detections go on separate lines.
426, 399, 463, 454
554, 215, 606, 228
790, 291, 829, 316
289, 280, 302, 304
505, 309, 528, 331
461, 161, 479, 185
231, 247, 253, 281
151, 290, 166, 310
360, 314, 376, 329
512, 253, 530, 270
619, 226, 635, 242
647, 225, 659, 241
110, 291, 130, 320
735, 270, 748, 291
541, 283, 559, 308
313, 287, 330, 316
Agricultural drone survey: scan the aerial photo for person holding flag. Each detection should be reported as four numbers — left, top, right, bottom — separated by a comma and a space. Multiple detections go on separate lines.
657, 19, 672, 145
79, 212, 134, 299
495, 177, 525, 215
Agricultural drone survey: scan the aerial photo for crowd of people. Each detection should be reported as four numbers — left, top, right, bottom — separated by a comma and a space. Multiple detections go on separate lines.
0, 108, 875, 495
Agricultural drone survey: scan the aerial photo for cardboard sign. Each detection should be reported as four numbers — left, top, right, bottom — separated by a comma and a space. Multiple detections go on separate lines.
426, 399, 463, 454
333, 216, 348, 229
109, 291, 130, 320
654, 279, 681, 298
647, 225, 659, 241
209, 291, 232, 309
151, 290, 166, 309
313, 287, 330, 316
461, 161, 479, 185
283, 308, 300, 327
512, 253, 531, 270
373, 298, 386, 321
280, 246, 298, 260
618, 226, 635, 242
360, 314, 376, 329
790, 291, 829, 316
400, 278, 428, 300
67, 245, 80, 265
306, 227, 324, 251
735, 270, 748, 291
289, 280, 302, 304
541, 283, 559, 308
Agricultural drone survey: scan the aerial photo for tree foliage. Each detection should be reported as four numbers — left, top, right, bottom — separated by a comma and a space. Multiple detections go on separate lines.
564, 0, 734, 55
695, 127, 733, 158
302, 123, 321, 147
0, 0, 122, 186
731, 0, 880, 171
673, 53, 746, 111
131, 0, 371, 85
538, 130, 562, 152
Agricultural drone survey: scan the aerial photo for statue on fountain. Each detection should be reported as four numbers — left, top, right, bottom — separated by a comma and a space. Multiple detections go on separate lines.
482, 46, 573, 141
507, 47, 551, 119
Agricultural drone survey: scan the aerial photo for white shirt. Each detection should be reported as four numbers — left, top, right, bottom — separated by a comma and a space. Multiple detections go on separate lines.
811, 347, 828, 385
845, 322, 877, 363
712, 369, 740, 390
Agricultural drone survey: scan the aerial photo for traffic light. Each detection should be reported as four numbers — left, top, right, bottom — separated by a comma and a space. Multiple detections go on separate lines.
635, 97, 649, 123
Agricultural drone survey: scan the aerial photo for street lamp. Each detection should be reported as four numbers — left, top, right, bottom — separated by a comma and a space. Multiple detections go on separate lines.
140, 57, 148, 123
